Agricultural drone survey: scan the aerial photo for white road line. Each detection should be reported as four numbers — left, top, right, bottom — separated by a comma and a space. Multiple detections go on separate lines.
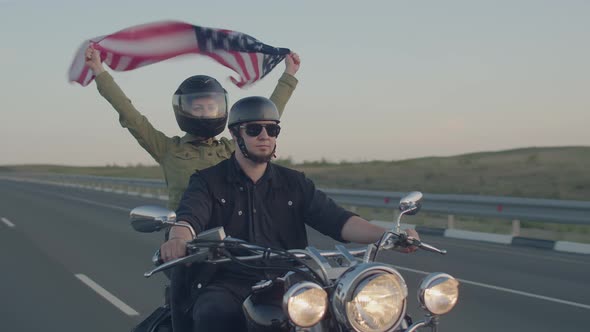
29, 188, 130, 212
1, 217, 15, 228
395, 266, 590, 310
54, 194, 130, 212
75, 274, 139, 316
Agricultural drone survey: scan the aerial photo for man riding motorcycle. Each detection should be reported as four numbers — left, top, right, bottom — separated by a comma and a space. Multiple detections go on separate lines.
161, 96, 420, 331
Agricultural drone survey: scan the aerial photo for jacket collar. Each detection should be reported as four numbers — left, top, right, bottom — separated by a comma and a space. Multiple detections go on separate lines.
226, 154, 281, 188
180, 133, 217, 145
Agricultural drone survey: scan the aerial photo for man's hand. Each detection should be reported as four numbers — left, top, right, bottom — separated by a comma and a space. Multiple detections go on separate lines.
284, 52, 301, 76
398, 228, 420, 254
160, 223, 194, 262
85, 45, 105, 75
160, 237, 189, 262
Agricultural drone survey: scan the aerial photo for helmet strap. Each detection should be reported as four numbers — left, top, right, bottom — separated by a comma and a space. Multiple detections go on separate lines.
236, 134, 251, 159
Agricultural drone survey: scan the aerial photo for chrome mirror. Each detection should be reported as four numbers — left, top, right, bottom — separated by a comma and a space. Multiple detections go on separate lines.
394, 191, 423, 233
399, 191, 423, 215
129, 205, 176, 233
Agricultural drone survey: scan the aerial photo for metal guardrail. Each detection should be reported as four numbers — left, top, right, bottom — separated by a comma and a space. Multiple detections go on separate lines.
323, 188, 590, 225
3, 173, 590, 225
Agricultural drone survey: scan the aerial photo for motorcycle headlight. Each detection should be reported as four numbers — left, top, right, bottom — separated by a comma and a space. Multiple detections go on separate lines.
283, 282, 327, 327
418, 273, 459, 315
333, 263, 408, 332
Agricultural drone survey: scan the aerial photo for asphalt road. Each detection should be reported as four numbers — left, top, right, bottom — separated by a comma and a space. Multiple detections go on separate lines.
1, 178, 588, 331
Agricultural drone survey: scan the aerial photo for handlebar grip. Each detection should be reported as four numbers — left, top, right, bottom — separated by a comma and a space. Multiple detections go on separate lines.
153, 245, 198, 267
398, 235, 447, 255
153, 249, 164, 266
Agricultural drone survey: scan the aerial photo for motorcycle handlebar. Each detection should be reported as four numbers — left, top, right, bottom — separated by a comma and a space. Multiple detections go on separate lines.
145, 243, 369, 278
415, 240, 447, 255
145, 248, 210, 277
145, 234, 447, 278
385, 232, 447, 255
404, 235, 446, 255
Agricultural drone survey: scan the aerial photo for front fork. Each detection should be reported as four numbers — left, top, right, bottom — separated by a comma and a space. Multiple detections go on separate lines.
406, 315, 439, 332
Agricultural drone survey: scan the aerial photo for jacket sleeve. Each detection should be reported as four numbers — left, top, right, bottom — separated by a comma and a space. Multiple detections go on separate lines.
175, 173, 213, 234
95, 72, 170, 163
302, 176, 355, 243
269, 73, 298, 118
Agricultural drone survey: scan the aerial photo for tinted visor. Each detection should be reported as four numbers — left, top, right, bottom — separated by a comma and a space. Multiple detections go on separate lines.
172, 92, 227, 119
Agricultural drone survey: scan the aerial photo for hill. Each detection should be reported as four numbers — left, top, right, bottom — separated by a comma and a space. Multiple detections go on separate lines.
2, 146, 589, 200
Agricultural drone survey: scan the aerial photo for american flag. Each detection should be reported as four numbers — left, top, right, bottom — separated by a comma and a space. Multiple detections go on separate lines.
68, 21, 290, 87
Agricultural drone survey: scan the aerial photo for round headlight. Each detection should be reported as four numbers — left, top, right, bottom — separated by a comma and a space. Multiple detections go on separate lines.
332, 264, 407, 332
418, 273, 459, 315
346, 273, 407, 332
283, 282, 327, 327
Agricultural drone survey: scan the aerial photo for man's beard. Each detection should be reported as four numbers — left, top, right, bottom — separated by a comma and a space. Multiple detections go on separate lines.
248, 150, 274, 163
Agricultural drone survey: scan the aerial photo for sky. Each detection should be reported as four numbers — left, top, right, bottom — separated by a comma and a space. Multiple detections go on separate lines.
0, 0, 588, 166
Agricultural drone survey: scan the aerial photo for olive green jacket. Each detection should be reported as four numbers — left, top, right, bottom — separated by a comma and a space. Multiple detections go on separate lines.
95, 72, 298, 209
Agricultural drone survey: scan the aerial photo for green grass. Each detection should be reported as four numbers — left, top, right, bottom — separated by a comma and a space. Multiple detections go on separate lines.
0, 164, 164, 179
292, 146, 590, 201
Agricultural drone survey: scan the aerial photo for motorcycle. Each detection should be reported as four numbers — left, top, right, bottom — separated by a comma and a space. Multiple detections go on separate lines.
130, 191, 459, 332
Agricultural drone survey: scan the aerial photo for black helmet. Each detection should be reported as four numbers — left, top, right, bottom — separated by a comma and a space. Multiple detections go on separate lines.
172, 75, 228, 137
228, 96, 280, 129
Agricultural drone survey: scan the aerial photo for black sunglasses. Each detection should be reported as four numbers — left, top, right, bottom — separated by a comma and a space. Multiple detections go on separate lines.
239, 123, 281, 137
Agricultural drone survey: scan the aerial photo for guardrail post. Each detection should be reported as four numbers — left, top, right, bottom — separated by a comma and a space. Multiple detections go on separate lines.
448, 214, 455, 229
512, 219, 520, 236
